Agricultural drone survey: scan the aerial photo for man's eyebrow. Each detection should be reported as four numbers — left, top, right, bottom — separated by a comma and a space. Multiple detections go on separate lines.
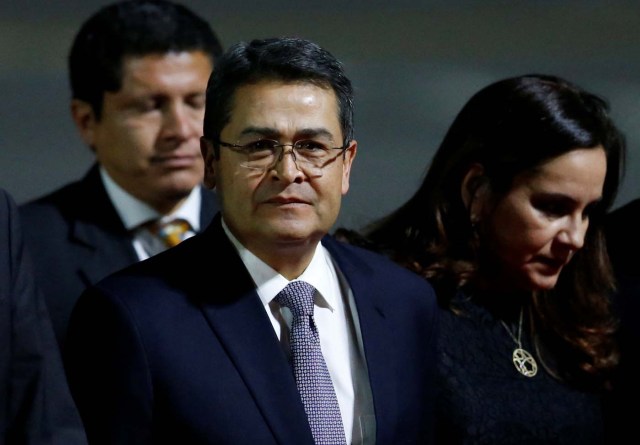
238, 126, 336, 141
296, 128, 335, 141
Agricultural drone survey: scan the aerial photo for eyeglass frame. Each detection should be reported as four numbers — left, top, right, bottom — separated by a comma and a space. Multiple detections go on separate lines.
208, 137, 352, 175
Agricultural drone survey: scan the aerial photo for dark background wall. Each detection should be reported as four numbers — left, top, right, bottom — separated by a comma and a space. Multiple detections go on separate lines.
1, 0, 638, 230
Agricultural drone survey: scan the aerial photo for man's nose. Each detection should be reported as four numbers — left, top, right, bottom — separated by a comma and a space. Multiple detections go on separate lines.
163, 103, 199, 140
271, 146, 305, 182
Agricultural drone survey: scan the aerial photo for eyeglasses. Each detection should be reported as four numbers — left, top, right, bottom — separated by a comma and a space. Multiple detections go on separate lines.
216, 139, 349, 176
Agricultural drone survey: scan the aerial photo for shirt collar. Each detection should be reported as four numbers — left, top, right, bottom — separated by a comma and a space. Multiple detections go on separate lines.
100, 166, 202, 231
221, 218, 337, 311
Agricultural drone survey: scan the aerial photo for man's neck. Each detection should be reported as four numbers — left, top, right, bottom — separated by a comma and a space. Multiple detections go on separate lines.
100, 167, 200, 230
252, 240, 319, 280
220, 218, 323, 280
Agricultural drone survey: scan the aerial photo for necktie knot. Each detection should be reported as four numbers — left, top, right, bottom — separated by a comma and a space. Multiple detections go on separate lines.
149, 218, 191, 248
275, 281, 316, 318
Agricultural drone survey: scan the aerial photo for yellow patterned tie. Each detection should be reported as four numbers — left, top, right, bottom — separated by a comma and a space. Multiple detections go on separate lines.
149, 218, 191, 249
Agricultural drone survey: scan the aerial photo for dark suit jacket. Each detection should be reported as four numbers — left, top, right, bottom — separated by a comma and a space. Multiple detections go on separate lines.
18, 164, 219, 348
603, 199, 640, 444
64, 216, 438, 445
0, 188, 87, 445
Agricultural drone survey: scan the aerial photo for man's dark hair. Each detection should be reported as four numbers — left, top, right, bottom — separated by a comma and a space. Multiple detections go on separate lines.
203, 37, 354, 150
69, 0, 223, 118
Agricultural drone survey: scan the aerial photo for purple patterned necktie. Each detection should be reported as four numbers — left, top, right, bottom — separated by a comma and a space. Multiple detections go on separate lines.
275, 281, 347, 445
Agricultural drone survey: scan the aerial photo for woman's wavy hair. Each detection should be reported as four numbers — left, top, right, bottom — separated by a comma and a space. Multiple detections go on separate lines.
359, 74, 626, 388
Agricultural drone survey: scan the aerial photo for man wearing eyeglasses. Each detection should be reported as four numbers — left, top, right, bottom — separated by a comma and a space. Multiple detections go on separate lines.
64, 37, 438, 445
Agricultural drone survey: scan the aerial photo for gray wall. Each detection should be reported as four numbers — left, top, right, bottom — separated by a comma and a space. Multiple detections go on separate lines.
1, 0, 639, 230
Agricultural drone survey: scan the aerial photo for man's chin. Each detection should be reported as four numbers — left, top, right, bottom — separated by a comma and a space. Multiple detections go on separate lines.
157, 175, 202, 197
269, 225, 323, 246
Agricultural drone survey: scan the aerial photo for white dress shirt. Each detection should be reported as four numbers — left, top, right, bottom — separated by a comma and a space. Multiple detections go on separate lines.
222, 219, 375, 444
100, 167, 201, 260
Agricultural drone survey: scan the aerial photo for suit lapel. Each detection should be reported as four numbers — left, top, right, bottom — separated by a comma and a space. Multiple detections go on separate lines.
69, 166, 138, 285
196, 222, 314, 444
72, 218, 138, 285
71, 172, 219, 287
189, 227, 400, 443
323, 236, 399, 444
198, 186, 220, 228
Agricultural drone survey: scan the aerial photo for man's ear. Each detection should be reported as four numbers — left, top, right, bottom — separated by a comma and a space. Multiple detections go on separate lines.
340, 140, 357, 195
200, 137, 216, 189
461, 163, 488, 217
71, 99, 98, 150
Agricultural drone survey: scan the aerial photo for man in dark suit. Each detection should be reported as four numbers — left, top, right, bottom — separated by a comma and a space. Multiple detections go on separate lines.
603, 198, 640, 443
19, 0, 223, 348
0, 188, 87, 444
64, 37, 439, 444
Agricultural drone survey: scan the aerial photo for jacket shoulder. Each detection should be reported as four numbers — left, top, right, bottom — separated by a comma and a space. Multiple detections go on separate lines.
323, 235, 434, 290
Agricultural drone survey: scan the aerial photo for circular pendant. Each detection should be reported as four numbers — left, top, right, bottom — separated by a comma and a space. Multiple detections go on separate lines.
512, 348, 538, 377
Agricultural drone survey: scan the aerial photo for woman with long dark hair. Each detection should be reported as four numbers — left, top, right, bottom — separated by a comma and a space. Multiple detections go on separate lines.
338, 74, 626, 444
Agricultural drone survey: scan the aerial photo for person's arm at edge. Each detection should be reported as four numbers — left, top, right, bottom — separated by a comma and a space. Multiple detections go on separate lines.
4, 188, 87, 444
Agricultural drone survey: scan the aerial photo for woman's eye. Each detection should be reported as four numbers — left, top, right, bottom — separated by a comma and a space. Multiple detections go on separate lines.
535, 200, 568, 217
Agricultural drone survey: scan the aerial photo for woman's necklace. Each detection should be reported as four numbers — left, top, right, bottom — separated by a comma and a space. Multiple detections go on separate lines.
500, 307, 538, 377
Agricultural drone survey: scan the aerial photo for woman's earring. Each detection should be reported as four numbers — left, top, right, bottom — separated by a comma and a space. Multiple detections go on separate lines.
470, 214, 479, 230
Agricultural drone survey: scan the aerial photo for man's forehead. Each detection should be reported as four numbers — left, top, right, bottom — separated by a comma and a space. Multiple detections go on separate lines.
222, 83, 341, 141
